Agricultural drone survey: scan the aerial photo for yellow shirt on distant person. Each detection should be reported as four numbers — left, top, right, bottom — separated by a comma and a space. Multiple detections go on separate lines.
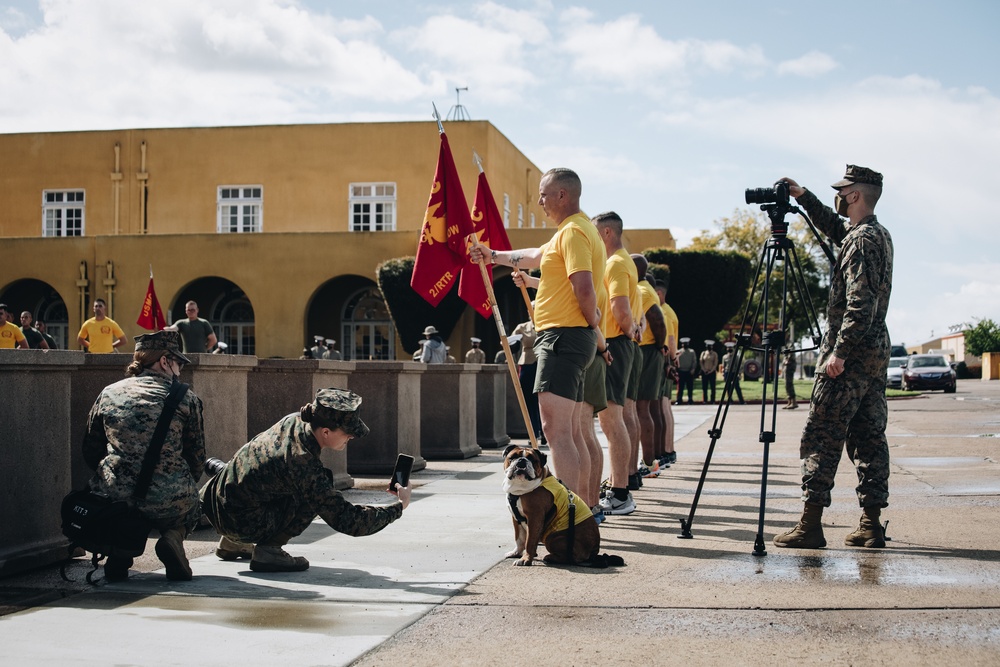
78, 317, 125, 353
602, 248, 638, 340
533, 213, 606, 332
638, 280, 660, 346
0, 321, 26, 348
661, 302, 679, 345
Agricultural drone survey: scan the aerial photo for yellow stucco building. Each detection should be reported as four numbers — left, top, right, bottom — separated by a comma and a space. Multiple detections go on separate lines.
0, 121, 674, 360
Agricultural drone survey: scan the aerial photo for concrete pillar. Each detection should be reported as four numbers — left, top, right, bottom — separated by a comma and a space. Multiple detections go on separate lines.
0, 350, 82, 575
246, 358, 355, 489
420, 363, 482, 460
181, 353, 256, 461
347, 361, 426, 475
476, 364, 510, 449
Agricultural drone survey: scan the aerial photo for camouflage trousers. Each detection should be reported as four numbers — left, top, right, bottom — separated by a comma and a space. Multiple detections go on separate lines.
200, 474, 317, 546
799, 370, 889, 509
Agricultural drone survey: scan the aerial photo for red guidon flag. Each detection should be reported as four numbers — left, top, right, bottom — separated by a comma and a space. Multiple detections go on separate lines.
458, 171, 513, 318
136, 273, 166, 330
411, 132, 475, 306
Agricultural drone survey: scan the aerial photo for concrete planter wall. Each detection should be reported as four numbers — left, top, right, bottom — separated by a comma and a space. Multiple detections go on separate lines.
420, 363, 481, 460
476, 364, 510, 449
0, 350, 80, 576
347, 361, 426, 474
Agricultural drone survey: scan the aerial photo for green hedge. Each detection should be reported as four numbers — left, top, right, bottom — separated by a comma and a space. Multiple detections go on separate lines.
376, 257, 467, 355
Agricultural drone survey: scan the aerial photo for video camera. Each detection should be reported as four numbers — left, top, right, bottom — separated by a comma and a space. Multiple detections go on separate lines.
744, 181, 790, 206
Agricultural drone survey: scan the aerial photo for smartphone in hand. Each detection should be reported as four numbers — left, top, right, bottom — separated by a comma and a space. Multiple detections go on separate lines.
387, 454, 414, 493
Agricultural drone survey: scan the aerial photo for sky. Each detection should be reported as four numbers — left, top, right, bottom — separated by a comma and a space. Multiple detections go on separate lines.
2, 0, 998, 347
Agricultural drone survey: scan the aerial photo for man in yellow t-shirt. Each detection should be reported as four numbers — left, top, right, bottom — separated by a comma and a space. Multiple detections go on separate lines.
593, 212, 638, 516
0, 303, 29, 349
77, 298, 127, 353
470, 168, 606, 501
656, 280, 679, 465
632, 256, 666, 478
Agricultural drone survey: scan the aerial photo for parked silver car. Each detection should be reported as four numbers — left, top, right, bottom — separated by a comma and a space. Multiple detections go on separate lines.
886, 356, 907, 389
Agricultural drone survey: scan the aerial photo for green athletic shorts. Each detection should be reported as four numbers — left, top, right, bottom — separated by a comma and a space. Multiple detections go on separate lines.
638, 344, 666, 400
535, 327, 597, 402
583, 353, 607, 412
627, 340, 641, 401
604, 335, 634, 406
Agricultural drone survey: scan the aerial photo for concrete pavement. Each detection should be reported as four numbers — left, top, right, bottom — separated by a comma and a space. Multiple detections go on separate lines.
3, 380, 1000, 666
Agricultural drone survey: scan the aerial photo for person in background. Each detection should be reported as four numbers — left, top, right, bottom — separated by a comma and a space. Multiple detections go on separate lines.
77, 298, 127, 353
173, 301, 217, 353
36, 319, 58, 349
19, 311, 49, 349
465, 337, 486, 364
0, 303, 28, 349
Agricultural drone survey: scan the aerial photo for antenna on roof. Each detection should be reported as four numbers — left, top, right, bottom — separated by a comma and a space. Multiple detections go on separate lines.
446, 87, 471, 121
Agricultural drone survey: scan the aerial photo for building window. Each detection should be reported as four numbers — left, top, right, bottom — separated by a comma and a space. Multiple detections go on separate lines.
530, 213, 536, 228
517, 203, 524, 229
349, 183, 396, 231
342, 287, 395, 360
503, 193, 510, 227
42, 190, 85, 237
218, 186, 262, 233
216, 296, 255, 355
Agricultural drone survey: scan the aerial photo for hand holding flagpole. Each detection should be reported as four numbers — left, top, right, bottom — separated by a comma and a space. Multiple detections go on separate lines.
468, 235, 538, 450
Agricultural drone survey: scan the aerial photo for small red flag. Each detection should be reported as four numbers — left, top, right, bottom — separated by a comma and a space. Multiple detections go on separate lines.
411, 133, 475, 306
458, 171, 513, 318
136, 276, 166, 330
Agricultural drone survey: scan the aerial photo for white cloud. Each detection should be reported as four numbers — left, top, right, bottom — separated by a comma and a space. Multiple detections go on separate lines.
0, 0, 434, 131
777, 50, 838, 77
558, 12, 767, 89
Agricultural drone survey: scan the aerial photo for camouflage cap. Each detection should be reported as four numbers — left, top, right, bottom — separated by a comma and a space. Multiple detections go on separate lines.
312, 388, 370, 438
831, 164, 883, 189
134, 330, 191, 363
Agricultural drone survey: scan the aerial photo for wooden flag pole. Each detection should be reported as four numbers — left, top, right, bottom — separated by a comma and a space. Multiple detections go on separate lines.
473, 251, 538, 450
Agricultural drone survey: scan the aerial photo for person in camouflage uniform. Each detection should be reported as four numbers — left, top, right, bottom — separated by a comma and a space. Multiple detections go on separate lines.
774, 165, 894, 550
200, 388, 411, 572
82, 330, 205, 581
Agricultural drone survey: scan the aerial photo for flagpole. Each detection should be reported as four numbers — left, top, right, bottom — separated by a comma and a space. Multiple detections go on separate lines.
432, 103, 444, 135
472, 151, 535, 324
472, 249, 539, 450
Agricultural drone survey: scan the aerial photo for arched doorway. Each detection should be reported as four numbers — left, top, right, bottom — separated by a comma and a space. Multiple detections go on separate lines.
0, 279, 69, 349
342, 286, 395, 361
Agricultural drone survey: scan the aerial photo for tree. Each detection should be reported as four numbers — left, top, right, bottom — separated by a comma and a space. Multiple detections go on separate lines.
964, 318, 1000, 356
690, 208, 831, 344
376, 257, 467, 355
644, 249, 753, 347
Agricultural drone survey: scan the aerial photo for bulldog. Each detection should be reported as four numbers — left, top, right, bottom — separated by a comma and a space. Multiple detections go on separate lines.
502, 444, 622, 568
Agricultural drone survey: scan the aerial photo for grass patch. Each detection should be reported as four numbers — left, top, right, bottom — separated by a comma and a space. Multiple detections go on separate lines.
673, 378, 920, 404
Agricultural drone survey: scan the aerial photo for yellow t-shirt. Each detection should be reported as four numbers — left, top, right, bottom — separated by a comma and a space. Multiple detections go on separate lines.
539, 475, 594, 540
78, 317, 125, 353
0, 321, 26, 348
533, 213, 606, 332
602, 248, 638, 339
638, 280, 660, 346
661, 302, 679, 348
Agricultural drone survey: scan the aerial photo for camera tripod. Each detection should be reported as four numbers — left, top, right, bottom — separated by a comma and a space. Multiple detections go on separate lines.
678, 190, 831, 556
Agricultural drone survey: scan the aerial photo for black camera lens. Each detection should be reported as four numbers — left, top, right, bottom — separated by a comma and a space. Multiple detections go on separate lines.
745, 187, 777, 205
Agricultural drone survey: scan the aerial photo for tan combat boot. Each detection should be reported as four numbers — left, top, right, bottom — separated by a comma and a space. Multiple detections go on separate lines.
155, 527, 193, 581
216, 536, 254, 561
773, 503, 826, 548
844, 507, 886, 548
250, 545, 310, 572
